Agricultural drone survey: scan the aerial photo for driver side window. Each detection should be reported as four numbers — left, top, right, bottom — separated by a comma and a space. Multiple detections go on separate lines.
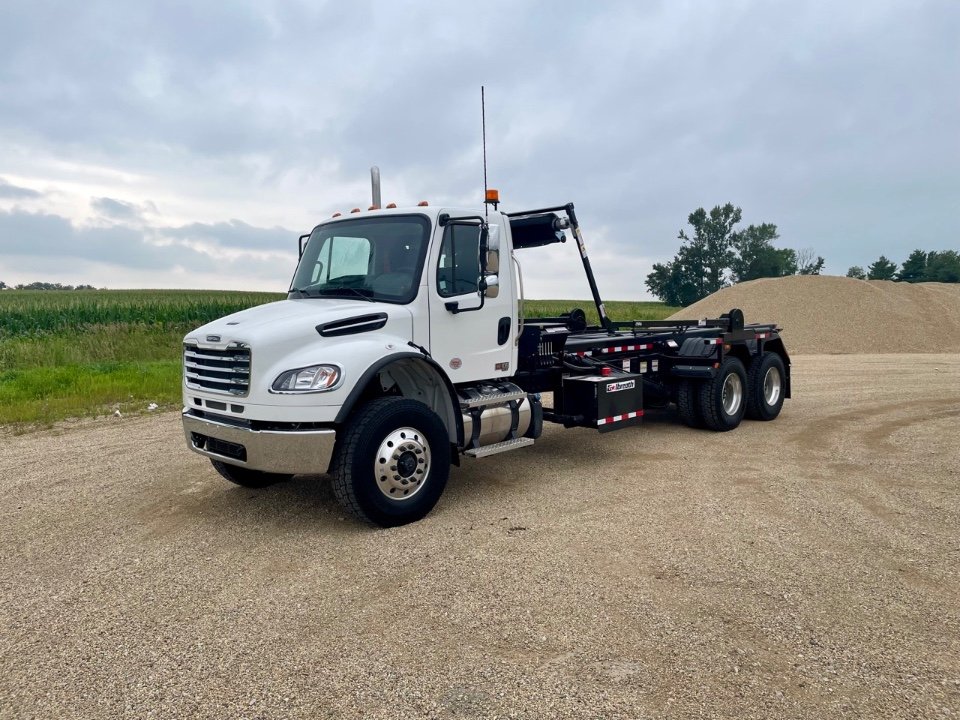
437, 225, 480, 298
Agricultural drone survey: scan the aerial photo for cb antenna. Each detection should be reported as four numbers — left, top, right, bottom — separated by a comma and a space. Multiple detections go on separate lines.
481, 86, 498, 214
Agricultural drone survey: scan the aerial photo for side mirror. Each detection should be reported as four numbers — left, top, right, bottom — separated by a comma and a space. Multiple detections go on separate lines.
483, 274, 499, 298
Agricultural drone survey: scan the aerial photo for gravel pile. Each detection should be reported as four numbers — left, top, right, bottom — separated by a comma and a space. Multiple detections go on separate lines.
669, 275, 960, 354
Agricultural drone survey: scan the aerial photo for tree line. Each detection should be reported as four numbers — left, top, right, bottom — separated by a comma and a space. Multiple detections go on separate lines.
0, 281, 98, 290
644, 203, 824, 307
846, 250, 960, 283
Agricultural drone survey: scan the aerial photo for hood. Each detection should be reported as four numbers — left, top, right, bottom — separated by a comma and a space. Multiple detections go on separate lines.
185, 298, 414, 350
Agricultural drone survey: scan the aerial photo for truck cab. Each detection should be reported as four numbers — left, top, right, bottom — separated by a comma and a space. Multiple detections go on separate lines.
183, 201, 536, 526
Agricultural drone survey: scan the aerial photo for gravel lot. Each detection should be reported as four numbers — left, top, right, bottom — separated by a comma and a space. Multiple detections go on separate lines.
2, 354, 958, 719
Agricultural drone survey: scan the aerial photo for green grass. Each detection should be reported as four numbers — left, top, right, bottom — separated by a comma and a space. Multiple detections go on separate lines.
0, 362, 180, 425
0, 290, 677, 427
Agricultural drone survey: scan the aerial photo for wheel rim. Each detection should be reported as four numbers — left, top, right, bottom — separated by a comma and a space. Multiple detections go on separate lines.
722, 372, 743, 416
374, 427, 431, 501
763, 366, 782, 406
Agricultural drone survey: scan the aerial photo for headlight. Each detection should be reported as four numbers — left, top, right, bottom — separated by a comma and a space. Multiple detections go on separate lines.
271, 364, 341, 392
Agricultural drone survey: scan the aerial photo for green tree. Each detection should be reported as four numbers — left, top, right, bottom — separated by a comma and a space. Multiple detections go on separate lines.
897, 250, 927, 282
0, 281, 7, 289
730, 223, 798, 282
867, 256, 898, 280
645, 258, 702, 307
646, 203, 741, 304
924, 250, 960, 283
681, 203, 742, 298
846, 266, 867, 280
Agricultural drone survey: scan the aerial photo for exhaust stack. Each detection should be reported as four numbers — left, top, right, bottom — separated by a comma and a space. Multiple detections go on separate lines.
370, 166, 381, 209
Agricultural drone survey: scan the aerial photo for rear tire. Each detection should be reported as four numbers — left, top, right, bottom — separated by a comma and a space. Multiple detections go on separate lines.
746, 351, 786, 421
211, 459, 292, 488
676, 380, 705, 428
699, 357, 747, 432
332, 397, 450, 527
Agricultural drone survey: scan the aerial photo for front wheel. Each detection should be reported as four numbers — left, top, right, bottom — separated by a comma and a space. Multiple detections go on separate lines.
331, 397, 451, 527
211, 459, 292, 488
746, 351, 786, 421
699, 357, 748, 432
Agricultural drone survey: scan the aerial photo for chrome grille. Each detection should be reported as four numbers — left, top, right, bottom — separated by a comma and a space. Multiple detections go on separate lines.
184, 343, 251, 396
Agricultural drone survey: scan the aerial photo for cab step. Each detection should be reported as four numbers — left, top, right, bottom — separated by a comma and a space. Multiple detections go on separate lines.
463, 437, 534, 458
459, 389, 527, 409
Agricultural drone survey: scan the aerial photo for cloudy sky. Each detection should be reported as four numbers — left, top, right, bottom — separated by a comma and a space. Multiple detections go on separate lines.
1, 0, 957, 299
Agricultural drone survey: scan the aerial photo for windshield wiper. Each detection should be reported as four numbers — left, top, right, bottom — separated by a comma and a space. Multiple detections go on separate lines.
313, 287, 376, 302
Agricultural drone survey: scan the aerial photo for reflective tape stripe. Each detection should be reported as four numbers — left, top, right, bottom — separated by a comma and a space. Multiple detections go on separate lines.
596, 410, 643, 426
600, 344, 651, 354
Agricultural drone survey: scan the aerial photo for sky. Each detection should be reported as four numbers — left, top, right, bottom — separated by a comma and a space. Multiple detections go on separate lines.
1, 0, 957, 300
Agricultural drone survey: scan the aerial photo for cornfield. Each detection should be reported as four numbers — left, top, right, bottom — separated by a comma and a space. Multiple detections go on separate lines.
0, 289, 285, 338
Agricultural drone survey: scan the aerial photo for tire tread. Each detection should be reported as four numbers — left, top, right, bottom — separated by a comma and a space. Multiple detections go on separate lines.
699, 357, 747, 432
676, 380, 704, 428
331, 397, 450, 526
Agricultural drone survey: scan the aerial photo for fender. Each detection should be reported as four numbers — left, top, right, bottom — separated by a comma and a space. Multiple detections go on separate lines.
334, 350, 464, 446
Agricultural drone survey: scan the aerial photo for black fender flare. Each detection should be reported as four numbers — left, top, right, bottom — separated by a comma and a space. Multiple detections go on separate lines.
334, 351, 464, 446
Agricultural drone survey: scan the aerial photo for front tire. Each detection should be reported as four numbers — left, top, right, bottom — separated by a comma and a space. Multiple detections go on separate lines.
699, 357, 748, 432
211, 459, 292, 488
746, 351, 786, 421
332, 397, 451, 527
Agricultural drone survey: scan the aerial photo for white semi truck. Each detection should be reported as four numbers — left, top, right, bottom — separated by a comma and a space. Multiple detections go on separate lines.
182, 182, 790, 526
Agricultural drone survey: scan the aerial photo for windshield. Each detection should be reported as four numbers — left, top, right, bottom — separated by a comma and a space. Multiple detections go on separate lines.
289, 215, 430, 304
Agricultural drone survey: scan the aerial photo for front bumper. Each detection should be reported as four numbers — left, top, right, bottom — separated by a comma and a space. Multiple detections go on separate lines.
182, 409, 336, 475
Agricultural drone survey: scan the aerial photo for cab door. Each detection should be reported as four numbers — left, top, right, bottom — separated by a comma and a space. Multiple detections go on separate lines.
427, 211, 516, 383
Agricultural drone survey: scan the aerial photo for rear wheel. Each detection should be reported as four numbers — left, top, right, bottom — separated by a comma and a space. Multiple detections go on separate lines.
211, 459, 292, 488
676, 380, 705, 428
332, 397, 450, 527
699, 357, 747, 432
746, 351, 786, 421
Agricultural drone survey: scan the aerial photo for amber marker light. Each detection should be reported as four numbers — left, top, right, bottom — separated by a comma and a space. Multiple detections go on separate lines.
417, 201, 429, 206
386, 202, 397, 208
350, 208, 361, 213
332, 212, 342, 218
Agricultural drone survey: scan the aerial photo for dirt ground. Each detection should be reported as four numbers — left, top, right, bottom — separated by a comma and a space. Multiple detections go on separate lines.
1, 354, 958, 719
